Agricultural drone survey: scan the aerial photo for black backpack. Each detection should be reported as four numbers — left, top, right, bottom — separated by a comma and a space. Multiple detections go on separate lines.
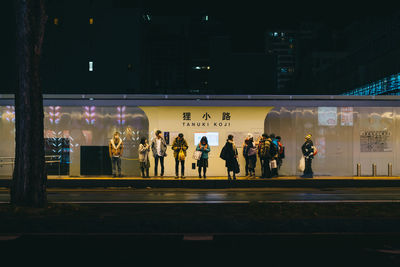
280, 146, 285, 159
269, 142, 278, 158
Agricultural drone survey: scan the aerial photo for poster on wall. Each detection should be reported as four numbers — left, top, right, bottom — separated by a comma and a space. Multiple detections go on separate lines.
194, 132, 219, 146
360, 129, 392, 152
318, 107, 337, 126
340, 107, 353, 126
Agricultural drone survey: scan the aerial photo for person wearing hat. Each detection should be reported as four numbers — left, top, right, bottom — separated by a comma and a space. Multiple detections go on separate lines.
301, 134, 314, 178
172, 133, 188, 178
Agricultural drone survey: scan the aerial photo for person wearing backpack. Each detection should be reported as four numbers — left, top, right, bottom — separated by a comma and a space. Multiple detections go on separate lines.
301, 134, 315, 178
258, 133, 272, 178
269, 134, 279, 178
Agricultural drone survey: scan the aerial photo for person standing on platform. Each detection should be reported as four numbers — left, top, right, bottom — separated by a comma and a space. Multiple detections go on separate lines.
109, 131, 123, 178
269, 133, 279, 177
196, 136, 210, 179
276, 136, 285, 171
301, 134, 315, 178
138, 137, 151, 178
243, 134, 251, 177
151, 130, 167, 177
220, 134, 239, 180
247, 136, 257, 179
172, 133, 188, 178
258, 133, 272, 178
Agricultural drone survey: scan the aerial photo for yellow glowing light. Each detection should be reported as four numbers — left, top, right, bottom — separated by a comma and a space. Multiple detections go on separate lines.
54, 18, 59, 25
89, 18, 94, 25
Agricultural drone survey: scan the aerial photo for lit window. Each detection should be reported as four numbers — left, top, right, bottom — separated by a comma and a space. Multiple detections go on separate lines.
54, 18, 59, 25
89, 61, 94, 71
274, 32, 278, 37
89, 18, 94, 25
192, 66, 201, 70
143, 14, 151, 21
202, 15, 209, 21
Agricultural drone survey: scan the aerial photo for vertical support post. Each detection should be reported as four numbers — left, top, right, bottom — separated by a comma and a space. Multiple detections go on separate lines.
372, 163, 377, 176
357, 163, 361, 177
388, 163, 393, 177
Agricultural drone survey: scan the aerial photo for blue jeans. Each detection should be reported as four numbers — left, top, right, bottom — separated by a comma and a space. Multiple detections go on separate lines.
154, 155, 164, 176
111, 156, 121, 175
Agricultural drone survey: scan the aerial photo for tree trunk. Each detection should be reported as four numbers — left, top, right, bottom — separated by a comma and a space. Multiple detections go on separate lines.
11, 0, 48, 207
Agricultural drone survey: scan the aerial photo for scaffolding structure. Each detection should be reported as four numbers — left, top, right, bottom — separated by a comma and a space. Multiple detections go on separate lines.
343, 73, 400, 95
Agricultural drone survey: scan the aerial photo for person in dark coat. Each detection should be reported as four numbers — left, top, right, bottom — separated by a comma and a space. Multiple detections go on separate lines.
301, 134, 314, 178
258, 133, 272, 178
220, 134, 239, 180
242, 135, 250, 176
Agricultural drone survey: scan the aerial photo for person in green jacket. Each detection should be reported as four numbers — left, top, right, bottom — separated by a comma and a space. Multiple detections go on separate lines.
196, 136, 211, 179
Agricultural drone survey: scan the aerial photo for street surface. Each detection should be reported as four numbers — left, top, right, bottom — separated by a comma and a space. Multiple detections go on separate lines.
1, 187, 400, 203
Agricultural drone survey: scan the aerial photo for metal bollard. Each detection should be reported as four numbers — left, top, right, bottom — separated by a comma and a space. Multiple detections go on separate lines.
388, 163, 393, 177
356, 163, 361, 176
372, 163, 377, 176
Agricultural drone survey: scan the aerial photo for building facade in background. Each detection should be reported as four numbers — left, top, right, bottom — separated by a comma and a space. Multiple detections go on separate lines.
308, 11, 400, 95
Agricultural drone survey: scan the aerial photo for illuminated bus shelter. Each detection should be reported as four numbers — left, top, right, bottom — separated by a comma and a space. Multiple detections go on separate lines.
0, 94, 399, 178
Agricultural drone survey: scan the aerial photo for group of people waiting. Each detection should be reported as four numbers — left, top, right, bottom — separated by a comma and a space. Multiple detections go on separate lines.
109, 130, 315, 179
219, 133, 285, 180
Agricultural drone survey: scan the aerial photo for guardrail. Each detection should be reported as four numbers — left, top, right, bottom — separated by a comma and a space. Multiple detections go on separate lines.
0, 155, 63, 176
356, 163, 394, 177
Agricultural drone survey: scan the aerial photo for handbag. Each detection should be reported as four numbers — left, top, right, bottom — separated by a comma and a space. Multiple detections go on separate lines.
193, 150, 202, 160
234, 159, 240, 174
312, 146, 318, 156
219, 145, 227, 160
298, 155, 305, 172
178, 149, 185, 161
247, 147, 257, 156
270, 159, 277, 169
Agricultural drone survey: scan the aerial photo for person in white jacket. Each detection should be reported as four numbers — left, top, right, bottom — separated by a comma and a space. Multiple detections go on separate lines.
139, 137, 151, 178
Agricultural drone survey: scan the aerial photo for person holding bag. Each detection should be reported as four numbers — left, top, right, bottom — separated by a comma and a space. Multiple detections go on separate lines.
220, 134, 239, 180
138, 137, 150, 178
196, 136, 210, 179
246, 136, 257, 178
172, 133, 188, 178
301, 134, 315, 178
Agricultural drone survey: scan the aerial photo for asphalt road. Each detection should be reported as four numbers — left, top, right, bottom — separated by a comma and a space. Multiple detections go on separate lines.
2, 187, 400, 203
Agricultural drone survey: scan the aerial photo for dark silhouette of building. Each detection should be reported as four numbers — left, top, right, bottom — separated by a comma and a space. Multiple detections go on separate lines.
301, 11, 400, 95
